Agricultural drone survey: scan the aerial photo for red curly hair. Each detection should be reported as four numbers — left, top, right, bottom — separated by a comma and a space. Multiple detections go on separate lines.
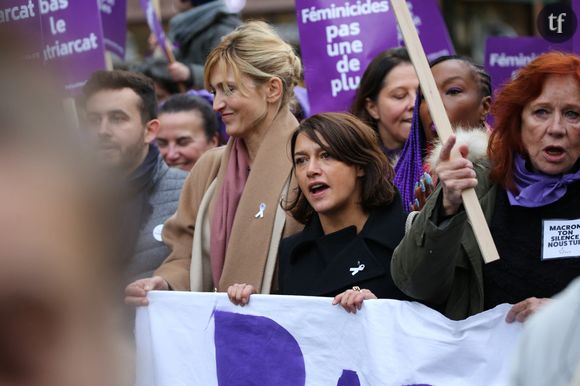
489, 51, 580, 191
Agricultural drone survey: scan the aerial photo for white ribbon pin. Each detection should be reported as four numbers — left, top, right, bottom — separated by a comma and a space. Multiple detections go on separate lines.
350, 262, 365, 276
254, 203, 266, 219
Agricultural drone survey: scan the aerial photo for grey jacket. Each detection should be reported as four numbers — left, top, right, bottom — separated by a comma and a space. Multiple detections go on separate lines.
169, 1, 241, 88
126, 154, 187, 281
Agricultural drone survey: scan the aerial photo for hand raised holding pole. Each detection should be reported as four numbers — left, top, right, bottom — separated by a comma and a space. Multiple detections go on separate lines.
390, 0, 499, 263
140, 0, 187, 92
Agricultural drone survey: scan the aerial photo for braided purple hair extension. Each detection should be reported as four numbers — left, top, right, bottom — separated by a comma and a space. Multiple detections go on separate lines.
393, 90, 426, 212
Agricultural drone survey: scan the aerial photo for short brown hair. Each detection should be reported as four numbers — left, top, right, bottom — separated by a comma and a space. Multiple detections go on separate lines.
284, 112, 396, 224
82, 70, 157, 124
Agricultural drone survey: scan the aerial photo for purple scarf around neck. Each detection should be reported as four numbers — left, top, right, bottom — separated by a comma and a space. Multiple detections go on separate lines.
507, 153, 580, 207
210, 138, 250, 286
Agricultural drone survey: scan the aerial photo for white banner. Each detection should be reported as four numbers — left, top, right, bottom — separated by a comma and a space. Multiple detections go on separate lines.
136, 292, 522, 386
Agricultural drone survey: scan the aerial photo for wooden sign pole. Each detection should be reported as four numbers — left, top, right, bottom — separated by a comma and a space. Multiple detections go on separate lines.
391, 0, 500, 263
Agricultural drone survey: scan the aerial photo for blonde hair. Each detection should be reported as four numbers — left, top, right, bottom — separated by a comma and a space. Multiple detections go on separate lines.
204, 21, 302, 107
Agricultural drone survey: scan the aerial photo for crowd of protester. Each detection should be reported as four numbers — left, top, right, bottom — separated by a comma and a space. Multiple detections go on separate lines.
2, 0, 580, 384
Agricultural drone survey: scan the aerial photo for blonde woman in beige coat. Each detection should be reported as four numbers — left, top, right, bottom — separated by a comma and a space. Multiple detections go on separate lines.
125, 21, 303, 305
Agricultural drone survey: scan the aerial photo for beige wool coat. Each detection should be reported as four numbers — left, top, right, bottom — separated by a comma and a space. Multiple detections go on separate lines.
155, 108, 303, 293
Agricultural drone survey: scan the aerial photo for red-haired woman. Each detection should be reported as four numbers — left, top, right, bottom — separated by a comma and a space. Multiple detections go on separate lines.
392, 52, 580, 321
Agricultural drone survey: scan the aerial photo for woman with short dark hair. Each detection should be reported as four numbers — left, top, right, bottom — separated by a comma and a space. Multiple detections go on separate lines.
229, 113, 410, 312
157, 94, 219, 171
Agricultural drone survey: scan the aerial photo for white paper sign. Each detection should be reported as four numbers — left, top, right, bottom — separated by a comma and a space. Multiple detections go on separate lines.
542, 219, 580, 260
135, 292, 522, 386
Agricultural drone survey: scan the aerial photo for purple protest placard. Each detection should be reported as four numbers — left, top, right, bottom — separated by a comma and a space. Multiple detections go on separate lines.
485, 37, 547, 94
573, 0, 580, 54
296, 0, 398, 115
400, 0, 455, 62
296, 0, 454, 115
100, 0, 127, 58
139, 0, 172, 62
485, 36, 571, 94
0, 0, 42, 60
40, 0, 106, 95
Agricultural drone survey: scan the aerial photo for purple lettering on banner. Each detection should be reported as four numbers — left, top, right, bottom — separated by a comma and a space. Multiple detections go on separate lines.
484, 37, 571, 94
214, 311, 306, 386
139, 0, 170, 62
0, 0, 42, 60
337, 370, 361, 386
296, 0, 454, 115
403, 384, 433, 386
100, 0, 127, 58
40, 0, 106, 96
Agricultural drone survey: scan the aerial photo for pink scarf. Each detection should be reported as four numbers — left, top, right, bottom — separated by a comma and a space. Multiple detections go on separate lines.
210, 138, 250, 286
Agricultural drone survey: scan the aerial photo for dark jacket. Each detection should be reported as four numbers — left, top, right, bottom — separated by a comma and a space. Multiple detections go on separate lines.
391, 162, 495, 320
278, 195, 409, 299
393, 160, 580, 321
125, 149, 187, 281
169, 1, 241, 88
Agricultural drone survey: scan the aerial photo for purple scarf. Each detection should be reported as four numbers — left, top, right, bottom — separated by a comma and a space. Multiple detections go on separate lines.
507, 154, 580, 207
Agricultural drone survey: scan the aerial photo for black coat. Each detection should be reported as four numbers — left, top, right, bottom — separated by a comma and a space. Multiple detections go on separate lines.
278, 197, 410, 299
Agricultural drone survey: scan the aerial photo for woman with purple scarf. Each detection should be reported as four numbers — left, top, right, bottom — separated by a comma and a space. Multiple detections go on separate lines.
391, 52, 580, 321
394, 55, 492, 213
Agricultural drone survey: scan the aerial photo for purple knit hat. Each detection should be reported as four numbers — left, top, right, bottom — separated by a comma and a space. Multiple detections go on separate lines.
393, 90, 427, 212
